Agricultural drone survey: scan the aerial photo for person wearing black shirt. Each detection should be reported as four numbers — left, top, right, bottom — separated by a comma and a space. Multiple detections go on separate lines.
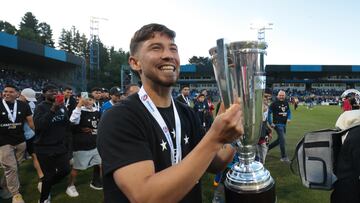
176, 85, 191, 106
97, 23, 243, 203
91, 87, 103, 112
193, 93, 211, 132
66, 96, 102, 197
63, 86, 77, 113
0, 84, 33, 203
33, 84, 71, 203
267, 90, 292, 162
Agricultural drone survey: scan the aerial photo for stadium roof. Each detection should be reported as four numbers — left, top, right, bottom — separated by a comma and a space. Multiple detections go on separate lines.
0, 32, 83, 69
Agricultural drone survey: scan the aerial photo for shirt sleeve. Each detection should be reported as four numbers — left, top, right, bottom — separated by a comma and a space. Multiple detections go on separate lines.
23, 101, 32, 117
97, 104, 153, 176
69, 107, 82, 125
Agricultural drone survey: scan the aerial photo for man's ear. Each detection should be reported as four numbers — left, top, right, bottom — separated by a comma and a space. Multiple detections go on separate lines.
129, 56, 141, 72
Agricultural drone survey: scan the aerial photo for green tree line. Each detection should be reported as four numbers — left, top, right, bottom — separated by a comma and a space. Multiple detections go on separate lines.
1, 12, 210, 89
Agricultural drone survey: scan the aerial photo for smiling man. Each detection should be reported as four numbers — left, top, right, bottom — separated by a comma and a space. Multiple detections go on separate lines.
97, 23, 244, 203
0, 84, 34, 203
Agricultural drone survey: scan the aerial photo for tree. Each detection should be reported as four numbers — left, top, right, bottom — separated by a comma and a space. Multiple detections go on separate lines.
58, 28, 73, 53
71, 26, 81, 55
0, 20, 17, 35
188, 56, 212, 67
38, 22, 54, 47
17, 12, 40, 42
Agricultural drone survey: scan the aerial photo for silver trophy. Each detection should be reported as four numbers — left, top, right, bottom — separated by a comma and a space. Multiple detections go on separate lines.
209, 39, 275, 203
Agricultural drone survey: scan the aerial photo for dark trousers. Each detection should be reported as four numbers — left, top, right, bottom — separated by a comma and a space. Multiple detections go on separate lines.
37, 152, 70, 202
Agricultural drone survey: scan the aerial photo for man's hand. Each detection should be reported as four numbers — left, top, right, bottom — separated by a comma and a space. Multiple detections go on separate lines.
50, 101, 62, 112
207, 103, 244, 147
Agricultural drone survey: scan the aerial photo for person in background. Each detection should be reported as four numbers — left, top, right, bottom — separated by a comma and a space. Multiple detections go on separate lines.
91, 87, 103, 112
176, 85, 191, 106
101, 87, 123, 113
193, 93, 211, 132
33, 84, 71, 203
0, 84, 34, 203
255, 93, 273, 164
66, 95, 102, 197
267, 90, 292, 163
100, 88, 110, 103
63, 86, 77, 113
18, 88, 44, 193
342, 96, 352, 111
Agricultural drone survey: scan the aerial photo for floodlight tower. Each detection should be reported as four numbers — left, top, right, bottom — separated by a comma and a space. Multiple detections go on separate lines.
90, 16, 108, 80
250, 21, 274, 42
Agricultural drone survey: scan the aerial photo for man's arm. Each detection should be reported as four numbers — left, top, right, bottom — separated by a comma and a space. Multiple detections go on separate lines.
26, 115, 35, 131
207, 144, 235, 173
113, 104, 243, 203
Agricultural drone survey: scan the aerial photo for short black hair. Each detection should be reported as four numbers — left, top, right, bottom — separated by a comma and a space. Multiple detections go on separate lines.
129, 23, 176, 56
4, 84, 18, 91
181, 84, 190, 90
64, 86, 72, 91
91, 87, 102, 92
42, 84, 58, 93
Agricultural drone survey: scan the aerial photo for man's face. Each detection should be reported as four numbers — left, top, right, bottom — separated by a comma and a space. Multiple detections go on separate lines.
45, 89, 58, 102
91, 91, 102, 101
182, 87, 190, 96
63, 89, 72, 99
84, 98, 95, 109
101, 92, 109, 99
110, 94, 121, 103
277, 91, 286, 101
2, 87, 17, 102
129, 32, 180, 87
198, 96, 205, 102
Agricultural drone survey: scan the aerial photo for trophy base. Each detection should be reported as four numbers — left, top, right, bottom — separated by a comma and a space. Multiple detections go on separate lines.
224, 182, 276, 203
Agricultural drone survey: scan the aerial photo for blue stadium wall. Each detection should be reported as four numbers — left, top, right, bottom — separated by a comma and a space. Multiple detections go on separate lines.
0, 32, 86, 90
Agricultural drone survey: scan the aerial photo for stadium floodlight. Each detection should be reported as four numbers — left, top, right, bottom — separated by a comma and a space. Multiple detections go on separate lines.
250, 20, 274, 42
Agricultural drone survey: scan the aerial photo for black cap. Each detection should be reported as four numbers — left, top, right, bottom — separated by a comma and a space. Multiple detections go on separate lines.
109, 86, 123, 96
101, 88, 109, 93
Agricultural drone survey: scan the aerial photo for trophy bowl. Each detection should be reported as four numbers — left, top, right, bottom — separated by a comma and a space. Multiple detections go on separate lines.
209, 39, 276, 203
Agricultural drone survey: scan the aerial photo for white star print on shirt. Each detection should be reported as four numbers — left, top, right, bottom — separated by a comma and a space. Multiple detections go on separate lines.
184, 135, 189, 144
160, 139, 167, 151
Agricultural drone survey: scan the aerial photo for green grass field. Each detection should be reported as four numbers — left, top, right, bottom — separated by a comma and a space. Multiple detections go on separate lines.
2, 105, 343, 203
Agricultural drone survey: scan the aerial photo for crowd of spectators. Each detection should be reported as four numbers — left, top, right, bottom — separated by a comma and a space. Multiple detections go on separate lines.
0, 69, 56, 92
276, 88, 344, 104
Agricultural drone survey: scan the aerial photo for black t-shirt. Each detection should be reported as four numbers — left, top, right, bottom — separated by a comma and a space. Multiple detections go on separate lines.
97, 94, 203, 203
73, 110, 101, 151
269, 100, 290, 125
0, 100, 32, 146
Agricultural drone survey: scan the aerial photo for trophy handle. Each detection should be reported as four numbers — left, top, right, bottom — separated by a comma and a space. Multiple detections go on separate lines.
215, 38, 232, 109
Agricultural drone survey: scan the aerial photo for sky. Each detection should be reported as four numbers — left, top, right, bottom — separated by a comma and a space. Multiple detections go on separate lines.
1, 0, 360, 65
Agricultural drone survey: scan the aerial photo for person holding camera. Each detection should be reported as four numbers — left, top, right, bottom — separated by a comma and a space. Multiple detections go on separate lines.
33, 84, 71, 203
66, 95, 102, 197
